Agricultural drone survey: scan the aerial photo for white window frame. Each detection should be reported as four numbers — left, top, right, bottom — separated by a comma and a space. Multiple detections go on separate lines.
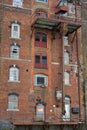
36, 104, 45, 121
64, 36, 68, 46
10, 44, 20, 59
63, 97, 70, 121
13, 0, 23, 8
64, 71, 70, 85
11, 23, 20, 39
8, 94, 18, 110
64, 51, 69, 65
36, 0, 48, 3
9, 66, 19, 82
34, 74, 48, 86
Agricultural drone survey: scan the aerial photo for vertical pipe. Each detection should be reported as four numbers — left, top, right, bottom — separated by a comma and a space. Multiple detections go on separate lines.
61, 24, 65, 115
75, 0, 81, 121
76, 30, 81, 120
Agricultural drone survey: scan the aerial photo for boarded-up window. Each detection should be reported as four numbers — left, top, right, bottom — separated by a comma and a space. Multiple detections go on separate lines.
36, 104, 45, 121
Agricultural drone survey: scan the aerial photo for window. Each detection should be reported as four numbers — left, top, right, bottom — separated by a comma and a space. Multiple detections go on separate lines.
10, 43, 20, 59
8, 93, 19, 110
9, 65, 19, 82
59, 0, 67, 6
35, 53, 47, 68
34, 74, 48, 86
64, 51, 69, 64
35, 101, 46, 121
36, 103, 45, 121
64, 71, 70, 85
11, 23, 20, 39
36, 0, 48, 3
64, 36, 68, 46
35, 32, 47, 48
13, 0, 23, 8
63, 96, 70, 121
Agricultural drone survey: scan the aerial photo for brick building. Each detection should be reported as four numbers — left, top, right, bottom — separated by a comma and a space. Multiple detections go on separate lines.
0, 0, 85, 130
81, 0, 87, 127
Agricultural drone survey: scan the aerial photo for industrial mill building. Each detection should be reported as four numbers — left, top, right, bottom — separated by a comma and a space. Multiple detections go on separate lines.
0, 0, 85, 130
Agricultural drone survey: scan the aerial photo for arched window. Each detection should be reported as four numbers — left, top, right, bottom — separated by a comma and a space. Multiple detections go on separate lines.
64, 51, 69, 64
10, 43, 20, 59
11, 21, 21, 39
8, 93, 19, 110
9, 65, 19, 82
35, 32, 47, 48
64, 71, 70, 85
63, 96, 71, 121
36, 101, 46, 121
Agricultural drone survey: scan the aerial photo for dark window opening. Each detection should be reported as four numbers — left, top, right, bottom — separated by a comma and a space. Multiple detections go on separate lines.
42, 34, 47, 42
14, 26, 18, 31
42, 56, 47, 64
37, 77, 44, 84
13, 49, 17, 53
35, 55, 40, 63
35, 33, 40, 42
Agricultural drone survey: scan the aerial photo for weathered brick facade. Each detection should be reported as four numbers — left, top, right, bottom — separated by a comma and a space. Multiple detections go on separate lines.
0, 0, 85, 130
81, 0, 87, 126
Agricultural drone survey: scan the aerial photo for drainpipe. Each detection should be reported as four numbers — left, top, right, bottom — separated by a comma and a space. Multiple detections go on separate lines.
75, 0, 81, 121
61, 24, 65, 115
75, 30, 81, 121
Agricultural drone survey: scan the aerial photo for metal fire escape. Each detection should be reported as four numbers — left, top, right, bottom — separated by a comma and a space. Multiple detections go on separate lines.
31, 1, 84, 129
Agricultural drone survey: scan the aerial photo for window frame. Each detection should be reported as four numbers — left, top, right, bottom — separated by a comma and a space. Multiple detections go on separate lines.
10, 43, 20, 59
35, 53, 47, 68
64, 71, 70, 85
36, 0, 48, 3
34, 74, 48, 86
36, 103, 45, 121
11, 23, 20, 39
12, 0, 23, 8
35, 32, 47, 48
9, 65, 19, 82
8, 93, 19, 110
64, 51, 69, 65
63, 96, 71, 121
64, 36, 68, 46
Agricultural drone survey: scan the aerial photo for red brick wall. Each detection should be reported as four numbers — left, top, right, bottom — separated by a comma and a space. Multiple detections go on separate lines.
0, 0, 84, 124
